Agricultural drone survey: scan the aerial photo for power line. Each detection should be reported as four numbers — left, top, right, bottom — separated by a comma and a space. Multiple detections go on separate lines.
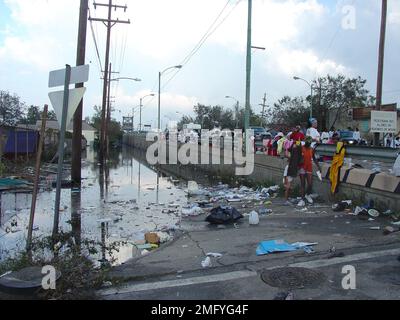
141, 0, 242, 112
88, 6, 103, 74
162, 0, 242, 90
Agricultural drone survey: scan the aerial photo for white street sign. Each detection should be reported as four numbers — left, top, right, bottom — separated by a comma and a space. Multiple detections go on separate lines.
371, 111, 397, 133
48, 64, 89, 88
48, 87, 86, 129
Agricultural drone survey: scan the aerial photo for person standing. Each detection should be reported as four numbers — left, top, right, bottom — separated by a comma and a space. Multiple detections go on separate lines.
283, 141, 303, 206
353, 128, 361, 143
306, 118, 321, 148
297, 137, 322, 207
321, 127, 330, 144
290, 125, 305, 142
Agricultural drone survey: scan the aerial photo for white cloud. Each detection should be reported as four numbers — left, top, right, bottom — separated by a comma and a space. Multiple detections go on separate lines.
271, 48, 349, 77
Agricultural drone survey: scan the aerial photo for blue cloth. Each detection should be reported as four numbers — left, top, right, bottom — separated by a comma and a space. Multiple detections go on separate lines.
256, 240, 297, 256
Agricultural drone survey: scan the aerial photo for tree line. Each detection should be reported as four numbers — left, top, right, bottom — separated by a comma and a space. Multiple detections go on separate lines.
178, 74, 376, 131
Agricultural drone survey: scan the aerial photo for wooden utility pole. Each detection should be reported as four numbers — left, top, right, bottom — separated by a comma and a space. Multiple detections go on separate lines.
105, 62, 112, 159
26, 105, 48, 252
374, 0, 387, 146
89, 1, 130, 163
72, 0, 89, 187
259, 93, 267, 127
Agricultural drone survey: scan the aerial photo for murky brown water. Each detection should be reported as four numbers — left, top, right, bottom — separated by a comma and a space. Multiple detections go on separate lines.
0, 147, 191, 265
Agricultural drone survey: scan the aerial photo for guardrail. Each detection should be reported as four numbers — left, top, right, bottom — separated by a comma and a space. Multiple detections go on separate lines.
315, 144, 399, 162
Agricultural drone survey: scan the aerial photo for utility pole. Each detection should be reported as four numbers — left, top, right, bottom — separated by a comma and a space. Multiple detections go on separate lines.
244, 0, 252, 133
259, 93, 267, 127
374, 0, 387, 146
72, 0, 89, 187
105, 62, 112, 159
89, 1, 130, 163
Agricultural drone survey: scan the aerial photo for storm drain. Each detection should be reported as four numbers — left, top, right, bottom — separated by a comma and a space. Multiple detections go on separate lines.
261, 267, 326, 289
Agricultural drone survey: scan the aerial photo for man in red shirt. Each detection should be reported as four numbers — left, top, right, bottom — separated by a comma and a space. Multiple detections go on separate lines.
290, 125, 305, 142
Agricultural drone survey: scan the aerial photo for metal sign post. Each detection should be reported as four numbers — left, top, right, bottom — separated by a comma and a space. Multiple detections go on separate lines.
53, 65, 71, 239
48, 64, 89, 239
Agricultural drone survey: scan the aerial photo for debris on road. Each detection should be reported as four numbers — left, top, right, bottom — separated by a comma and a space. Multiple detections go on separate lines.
206, 252, 223, 258
205, 206, 243, 225
145, 232, 160, 244
248, 211, 259, 225
256, 240, 317, 256
201, 256, 212, 268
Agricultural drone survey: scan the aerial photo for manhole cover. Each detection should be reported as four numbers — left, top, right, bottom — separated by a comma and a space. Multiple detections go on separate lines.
0, 266, 61, 295
261, 267, 326, 289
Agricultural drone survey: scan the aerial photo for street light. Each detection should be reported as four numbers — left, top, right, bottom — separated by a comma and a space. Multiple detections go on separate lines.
158, 65, 182, 131
139, 93, 155, 131
111, 77, 142, 82
225, 96, 240, 128
293, 76, 313, 118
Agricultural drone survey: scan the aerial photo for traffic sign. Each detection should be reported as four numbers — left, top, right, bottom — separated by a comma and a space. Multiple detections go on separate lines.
48, 64, 89, 88
371, 111, 397, 133
48, 87, 86, 129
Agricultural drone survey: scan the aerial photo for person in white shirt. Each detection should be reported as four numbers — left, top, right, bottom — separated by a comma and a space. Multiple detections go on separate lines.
353, 128, 361, 142
306, 118, 320, 148
321, 128, 329, 144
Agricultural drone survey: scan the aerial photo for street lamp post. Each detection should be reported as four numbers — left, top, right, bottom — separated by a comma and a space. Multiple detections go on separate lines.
158, 65, 182, 131
139, 93, 155, 131
225, 96, 240, 128
294, 76, 313, 118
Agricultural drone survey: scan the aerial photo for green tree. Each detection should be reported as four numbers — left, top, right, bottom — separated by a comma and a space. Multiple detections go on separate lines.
0, 90, 26, 126
266, 96, 309, 130
310, 75, 375, 130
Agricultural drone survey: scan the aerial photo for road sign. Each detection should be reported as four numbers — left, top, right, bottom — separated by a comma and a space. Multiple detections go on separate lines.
371, 111, 397, 133
48, 64, 89, 88
48, 87, 86, 129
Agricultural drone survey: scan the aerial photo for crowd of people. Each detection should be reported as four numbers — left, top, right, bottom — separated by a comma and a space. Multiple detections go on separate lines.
261, 118, 348, 207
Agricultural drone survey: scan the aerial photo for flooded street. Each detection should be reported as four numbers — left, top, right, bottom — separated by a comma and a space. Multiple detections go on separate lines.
0, 147, 190, 265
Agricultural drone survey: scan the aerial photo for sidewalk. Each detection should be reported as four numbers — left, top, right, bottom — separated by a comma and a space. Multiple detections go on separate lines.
105, 198, 400, 290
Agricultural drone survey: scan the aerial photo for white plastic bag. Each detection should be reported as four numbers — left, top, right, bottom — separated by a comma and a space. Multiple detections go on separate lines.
201, 256, 212, 268
249, 211, 259, 225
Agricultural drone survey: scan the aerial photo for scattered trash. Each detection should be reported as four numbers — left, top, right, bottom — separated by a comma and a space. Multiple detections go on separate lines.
368, 209, 380, 218
156, 231, 172, 243
332, 200, 352, 212
141, 249, 150, 256
201, 256, 212, 268
369, 226, 381, 230
205, 206, 243, 225
368, 218, 375, 222
182, 206, 204, 217
259, 208, 273, 215
249, 211, 259, 225
145, 232, 160, 244
256, 240, 317, 256
206, 252, 223, 258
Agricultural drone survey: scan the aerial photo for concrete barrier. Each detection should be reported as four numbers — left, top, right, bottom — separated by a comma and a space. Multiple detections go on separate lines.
123, 133, 400, 212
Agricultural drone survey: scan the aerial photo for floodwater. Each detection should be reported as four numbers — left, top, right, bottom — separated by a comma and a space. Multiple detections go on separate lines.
0, 147, 191, 265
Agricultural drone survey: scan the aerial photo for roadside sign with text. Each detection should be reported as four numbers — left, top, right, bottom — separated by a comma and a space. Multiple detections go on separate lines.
48, 64, 89, 88
371, 111, 397, 133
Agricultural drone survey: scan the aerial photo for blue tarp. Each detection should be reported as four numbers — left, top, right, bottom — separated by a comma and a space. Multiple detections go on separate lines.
256, 240, 318, 256
3, 129, 38, 154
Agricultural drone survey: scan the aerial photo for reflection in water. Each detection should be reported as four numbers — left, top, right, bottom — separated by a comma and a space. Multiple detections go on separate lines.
70, 189, 81, 248
0, 146, 187, 264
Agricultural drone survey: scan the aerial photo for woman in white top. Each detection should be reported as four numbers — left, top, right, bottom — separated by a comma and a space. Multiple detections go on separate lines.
306, 118, 320, 148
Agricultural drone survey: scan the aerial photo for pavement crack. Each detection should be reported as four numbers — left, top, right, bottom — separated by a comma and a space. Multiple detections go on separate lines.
186, 233, 206, 256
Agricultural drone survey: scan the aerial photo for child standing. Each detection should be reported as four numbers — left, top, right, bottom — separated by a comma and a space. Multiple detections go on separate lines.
298, 137, 322, 207
284, 141, 303, 205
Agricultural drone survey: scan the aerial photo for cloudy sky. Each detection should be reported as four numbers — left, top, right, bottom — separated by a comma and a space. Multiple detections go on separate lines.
0, 0, 399, 128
